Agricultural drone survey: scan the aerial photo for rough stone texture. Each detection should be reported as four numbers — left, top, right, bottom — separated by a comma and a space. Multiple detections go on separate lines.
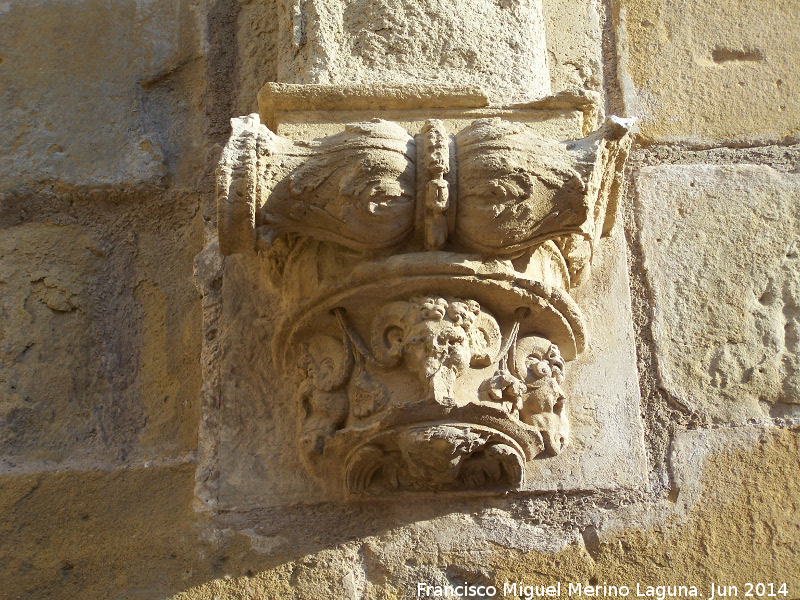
615, 0, 800, 143
0, 464, 213, 600
226, 0, 607, 113
636, 165, 800, 424
0, 224, 109, 464
56, 426, 786, 600
0, 0, 207, 190
0, 193, 204, 470
274, 0, 552, 104
236, 0, 281, 115
1, 0, 799, 597
2, 426, 797, 599
543, 0, 603, 96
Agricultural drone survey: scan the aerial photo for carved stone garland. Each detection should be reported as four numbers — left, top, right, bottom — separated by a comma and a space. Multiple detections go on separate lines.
216, 111, 631, 495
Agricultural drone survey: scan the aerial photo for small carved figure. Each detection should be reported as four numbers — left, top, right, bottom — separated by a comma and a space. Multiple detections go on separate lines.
296, 334, 352, 462
421, 119, 450, 250
514, 335, 569, 456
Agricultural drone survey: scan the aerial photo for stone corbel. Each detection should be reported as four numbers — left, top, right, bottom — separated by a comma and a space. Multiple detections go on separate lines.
215, 87, 632, 495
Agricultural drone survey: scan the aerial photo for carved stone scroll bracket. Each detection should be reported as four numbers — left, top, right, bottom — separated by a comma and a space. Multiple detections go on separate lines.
213, 93, 634, 496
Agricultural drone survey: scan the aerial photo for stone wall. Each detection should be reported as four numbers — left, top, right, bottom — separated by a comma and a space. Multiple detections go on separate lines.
0, 1, 797, 599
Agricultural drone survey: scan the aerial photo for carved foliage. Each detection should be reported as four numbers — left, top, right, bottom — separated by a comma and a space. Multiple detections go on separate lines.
455, 118, 588, 255
270, 120, 416, 251
217, 116, 416, 255
217, 113, 631, 290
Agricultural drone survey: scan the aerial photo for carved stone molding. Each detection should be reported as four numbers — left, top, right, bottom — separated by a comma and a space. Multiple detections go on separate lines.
214, 97, 632, 495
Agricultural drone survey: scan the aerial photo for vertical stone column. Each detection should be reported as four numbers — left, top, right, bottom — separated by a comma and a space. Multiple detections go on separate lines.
275, 0, 552, 103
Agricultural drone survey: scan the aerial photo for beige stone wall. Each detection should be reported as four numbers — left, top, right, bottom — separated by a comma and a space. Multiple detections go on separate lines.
0, 1, 798, 599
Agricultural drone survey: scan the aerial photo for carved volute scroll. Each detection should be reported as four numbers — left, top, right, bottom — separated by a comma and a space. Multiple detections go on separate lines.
216, 95, 631, 495
217, 117, 416, 255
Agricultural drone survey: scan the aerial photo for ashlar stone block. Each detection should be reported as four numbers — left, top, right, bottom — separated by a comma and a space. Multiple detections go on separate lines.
0, 224, 110, 464
543, 0, 603, 96
274, 0, 552, 104
636, 165, 800, 423
0, 0, 205, 190
0, 217, 202, 470
616, 0, 800, 142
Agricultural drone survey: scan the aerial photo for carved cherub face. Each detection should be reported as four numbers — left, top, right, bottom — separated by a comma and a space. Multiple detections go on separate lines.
521, 339, 566, 413
372, 296, 500, 402
403, 318, 471, 380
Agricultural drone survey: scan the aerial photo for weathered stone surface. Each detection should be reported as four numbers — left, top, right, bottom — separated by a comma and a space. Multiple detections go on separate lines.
616, 0, 800, 142
0, 211, 203, 469
236, 0, 281, 115
669, 426, 768, 515
5, 427, 799, 600
3, 0, 799, 597
235, 0, 606, 114
274, 0, 552, 104
0, 224, 108, 464
593, 426, 800, 589
0, 0, 206, 190
134, 214, 205, 454
543, 0, 603, 95
204, 108, 644, 502
0, 464, 215, 600
169, 427, 800, 599
637, 165, 800, 423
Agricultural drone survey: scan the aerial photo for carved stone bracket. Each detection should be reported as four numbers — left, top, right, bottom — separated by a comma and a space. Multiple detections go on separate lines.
215, 98, 631, 495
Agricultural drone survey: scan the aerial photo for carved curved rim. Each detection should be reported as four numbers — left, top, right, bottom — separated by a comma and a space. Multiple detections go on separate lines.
342, 422, 528, 494
330, 402, 547, 459
273, 251, 587, 371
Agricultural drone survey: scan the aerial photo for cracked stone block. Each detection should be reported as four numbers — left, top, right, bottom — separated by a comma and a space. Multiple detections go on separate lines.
636, 165, 800, 423
616, 0, 800, 142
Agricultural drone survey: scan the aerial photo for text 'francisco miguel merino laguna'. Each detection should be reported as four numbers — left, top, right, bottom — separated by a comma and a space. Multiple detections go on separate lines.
416, 581, 790, 599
